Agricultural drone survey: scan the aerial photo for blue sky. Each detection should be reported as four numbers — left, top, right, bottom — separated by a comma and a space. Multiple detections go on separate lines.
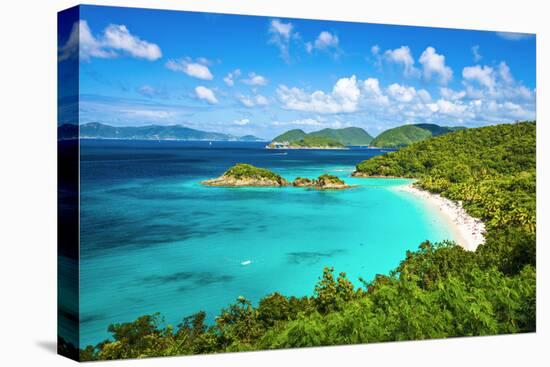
58, 5, 536, 139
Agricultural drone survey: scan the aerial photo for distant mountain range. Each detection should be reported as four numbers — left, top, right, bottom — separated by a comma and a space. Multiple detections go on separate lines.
58, 123, 265, 142
271, 127, 374, 146
270, 124, 467, 149
59, 122, 466, 149
370, 123, 466, 148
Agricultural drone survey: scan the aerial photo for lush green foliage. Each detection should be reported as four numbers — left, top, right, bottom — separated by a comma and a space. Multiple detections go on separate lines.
79, 122, 536, 360
293, 174, 348, 188
289, 136, 345, 148
223, 163, 285, 182
317, 174, 346, 185
309, 127, 374, 146
271, 129, 308, 142
370, 123, 465, 148
272, 127, 373, 146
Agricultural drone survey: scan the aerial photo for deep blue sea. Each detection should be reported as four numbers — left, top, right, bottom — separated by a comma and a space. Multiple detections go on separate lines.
78, 140, 455, 347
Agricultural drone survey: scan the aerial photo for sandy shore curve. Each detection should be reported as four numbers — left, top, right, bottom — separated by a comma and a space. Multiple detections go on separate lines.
393, 183, 486, 251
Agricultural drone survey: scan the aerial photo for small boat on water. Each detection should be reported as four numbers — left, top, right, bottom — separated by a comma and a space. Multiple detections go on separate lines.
240, 260, 252, 266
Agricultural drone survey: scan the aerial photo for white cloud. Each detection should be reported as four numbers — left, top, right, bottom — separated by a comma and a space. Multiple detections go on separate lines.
165, 58, 213, 80
419, 47, 453, 85
59, 20, 162, 61
119, 109, 177, 120
384, 46, 419, 77
306, 31, 341, 58
195, 57, 213, 65
195, 86, 218, 104
371, 45, 380, 55
426, 99, 468, 117
472, 45, 482, 62
238, 94, 269, 107
223, 75, 234, 87
255, 95, 269, 105
496, 32, 534, 41
273, 117, 347, 129
233, 118, 250, 125
440, 87, 466, 101
362, 78, 389, 106
223, 69, 241, 86
268, 19, 295, 62
387, 83, 417, 103
59, 20, 110, 61
103, 24, 162, 60
417, 89, 432, 103
463, 65, 495, 90
273, 118, 323, 127
498, 61, 514, 85
463, 62, 535, 104
315, 31, 339, 49
241, 72, 268, 86
274, 63, 534, 128
277, 75, 360, 114
270, 19, 293, 39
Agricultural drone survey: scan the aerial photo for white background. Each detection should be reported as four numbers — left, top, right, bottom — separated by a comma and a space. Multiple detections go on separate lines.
0, 0, 547, 365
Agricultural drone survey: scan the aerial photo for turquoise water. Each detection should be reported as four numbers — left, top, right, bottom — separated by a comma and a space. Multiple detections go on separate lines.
78, 141, 455, 347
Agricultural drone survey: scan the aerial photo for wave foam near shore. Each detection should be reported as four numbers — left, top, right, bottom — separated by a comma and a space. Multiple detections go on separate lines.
395, 183, 486, 251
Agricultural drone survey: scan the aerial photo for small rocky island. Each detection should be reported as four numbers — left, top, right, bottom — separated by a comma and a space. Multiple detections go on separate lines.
293, 174, 351, 190
202, 164, 351, 190
201, 163, 289, 187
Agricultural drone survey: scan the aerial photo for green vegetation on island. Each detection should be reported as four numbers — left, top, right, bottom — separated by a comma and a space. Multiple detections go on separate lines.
271, 128, 308, 142
76, 121, 536, 361
201, 163, 289, 187
370, 123, 465, 148
293, 174, 350, 190
270, 127, 373, 148
308, 127, 374, 146
285, 136, 345, 149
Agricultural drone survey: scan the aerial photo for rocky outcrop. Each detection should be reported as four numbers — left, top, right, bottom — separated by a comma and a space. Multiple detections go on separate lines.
292, 174, 351, 190
351, 171, 369, 177
292, 177, 315, 187
202, 175, 289, 187
201, 163, 289, 187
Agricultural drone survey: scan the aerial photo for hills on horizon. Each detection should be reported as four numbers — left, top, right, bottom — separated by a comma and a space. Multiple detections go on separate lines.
271, 124, 466, 148
271, 127, 374, 146
58, 122, 265, 142
59, 122, 467, 148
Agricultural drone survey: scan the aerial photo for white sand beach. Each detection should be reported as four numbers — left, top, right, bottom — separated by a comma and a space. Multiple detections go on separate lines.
394, 183, 486, 251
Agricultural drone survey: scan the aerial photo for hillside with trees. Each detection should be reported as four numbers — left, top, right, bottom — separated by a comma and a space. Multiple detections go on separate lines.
271, 127, 373, 146
370, 123, 465, 148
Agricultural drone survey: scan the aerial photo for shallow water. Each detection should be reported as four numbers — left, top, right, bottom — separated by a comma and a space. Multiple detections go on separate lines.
77, 140, 455, 347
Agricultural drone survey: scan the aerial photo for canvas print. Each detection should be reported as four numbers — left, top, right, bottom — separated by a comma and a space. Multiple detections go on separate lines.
57, 5, 536, 361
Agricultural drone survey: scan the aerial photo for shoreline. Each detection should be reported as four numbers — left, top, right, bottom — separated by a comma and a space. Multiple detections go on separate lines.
265, 146, 349, 150
392, 183, 485, 251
